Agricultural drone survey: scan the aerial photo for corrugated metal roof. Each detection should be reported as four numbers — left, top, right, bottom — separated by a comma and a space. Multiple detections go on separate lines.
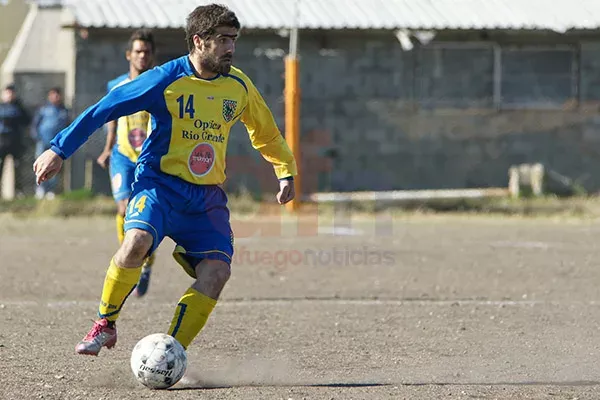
27, 0, 64, 7
59, 0, 600, 32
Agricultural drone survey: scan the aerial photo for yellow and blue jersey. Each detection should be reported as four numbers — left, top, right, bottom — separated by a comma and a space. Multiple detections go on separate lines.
107, 73, 152, 164
51, 55, 297, 186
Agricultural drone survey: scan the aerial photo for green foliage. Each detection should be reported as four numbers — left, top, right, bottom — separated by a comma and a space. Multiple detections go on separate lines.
59, 188, 95, 201
1, 191, 600, 219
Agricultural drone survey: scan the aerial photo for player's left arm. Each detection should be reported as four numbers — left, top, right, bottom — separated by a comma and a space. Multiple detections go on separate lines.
240, 78, 297, 204
241, 79, 297, 178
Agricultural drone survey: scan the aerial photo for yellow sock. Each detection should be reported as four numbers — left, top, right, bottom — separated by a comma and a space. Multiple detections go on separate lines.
168, 288, 217, 349
116, 214, 125, 244
98, 259, 142, 322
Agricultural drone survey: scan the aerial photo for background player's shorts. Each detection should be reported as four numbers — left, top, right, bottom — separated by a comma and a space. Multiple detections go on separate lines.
109, 148, 136, 202
123, 166, 233, 278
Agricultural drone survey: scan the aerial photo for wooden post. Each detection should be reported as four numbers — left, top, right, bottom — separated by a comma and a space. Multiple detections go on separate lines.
63, 158, 71, 193
530, 163, 544, 196
0, 154, 15, 200
508, 166, 520, 198
285, 2, 301, 213
84, 158, 93, 191
285, 55, 301, 212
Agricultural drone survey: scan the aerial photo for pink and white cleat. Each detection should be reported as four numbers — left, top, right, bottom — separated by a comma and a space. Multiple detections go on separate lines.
75, 318, 117, 356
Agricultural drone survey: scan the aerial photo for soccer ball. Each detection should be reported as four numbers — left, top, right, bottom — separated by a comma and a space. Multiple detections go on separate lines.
130, 333, 187, 389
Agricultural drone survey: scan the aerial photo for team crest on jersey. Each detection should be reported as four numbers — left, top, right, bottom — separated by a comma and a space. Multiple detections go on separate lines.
222, 99, 237, 122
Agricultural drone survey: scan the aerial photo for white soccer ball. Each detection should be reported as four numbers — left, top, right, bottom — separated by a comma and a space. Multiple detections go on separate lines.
130, 333, 187, 389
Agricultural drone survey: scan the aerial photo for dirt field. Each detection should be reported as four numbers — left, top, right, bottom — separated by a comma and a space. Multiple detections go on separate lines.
2, 212, 600, 399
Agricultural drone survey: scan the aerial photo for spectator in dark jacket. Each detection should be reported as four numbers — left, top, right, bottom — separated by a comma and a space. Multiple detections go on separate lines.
0, 84, 30, 196
31, 87, 70, 199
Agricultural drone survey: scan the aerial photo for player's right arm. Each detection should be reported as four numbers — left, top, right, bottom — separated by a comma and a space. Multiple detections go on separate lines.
97, 79, 119, 169
97, 120, 117, 169
34, 68, 168, 184
49, 68, 167, 160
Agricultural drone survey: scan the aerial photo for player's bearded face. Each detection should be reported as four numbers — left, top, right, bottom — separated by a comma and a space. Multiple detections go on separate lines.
200, 50, 230, 75
199, 28, 237, 75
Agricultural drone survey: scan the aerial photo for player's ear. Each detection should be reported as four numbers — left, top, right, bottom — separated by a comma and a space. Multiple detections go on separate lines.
125, 49, 132, 61
193, 34, 204, 52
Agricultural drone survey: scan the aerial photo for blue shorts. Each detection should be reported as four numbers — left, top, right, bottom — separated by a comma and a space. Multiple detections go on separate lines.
123, 165, 234, 278
109, 149, 136, 202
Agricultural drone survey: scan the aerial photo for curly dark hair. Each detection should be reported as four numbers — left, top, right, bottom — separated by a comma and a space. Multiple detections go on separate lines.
185, 4, 241, 52
128, 28, 156, 53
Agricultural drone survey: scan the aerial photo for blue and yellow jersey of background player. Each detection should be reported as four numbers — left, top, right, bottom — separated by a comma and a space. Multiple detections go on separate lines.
108, 73, 153, 162
97, 30, 155, 207
105, 73, 153, 200
95, 29, 157, 297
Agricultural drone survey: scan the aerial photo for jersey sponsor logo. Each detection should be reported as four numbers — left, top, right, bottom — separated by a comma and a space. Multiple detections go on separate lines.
181, 130, 225, 143
128, 128, 147, 151
193, 119, 221, 130
188, 142, 215, 177
222, 99, 237, 122
118, 111, 150, 160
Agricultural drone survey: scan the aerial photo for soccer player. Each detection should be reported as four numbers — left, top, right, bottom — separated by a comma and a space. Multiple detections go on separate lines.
33, 4, 297, 356
96, 29, 157, 297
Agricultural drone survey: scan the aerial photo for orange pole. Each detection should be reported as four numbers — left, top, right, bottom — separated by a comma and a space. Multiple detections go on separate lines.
285, 56, 301, 212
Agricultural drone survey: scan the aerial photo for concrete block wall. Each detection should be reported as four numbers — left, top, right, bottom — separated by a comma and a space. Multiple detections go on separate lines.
72, 29, 600, 196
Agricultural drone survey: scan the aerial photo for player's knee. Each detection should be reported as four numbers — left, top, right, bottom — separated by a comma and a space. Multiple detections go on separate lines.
193, 260, 231, 298
200, 261, 230, 284
115, 229, 153, 268
212, 262, 231, 285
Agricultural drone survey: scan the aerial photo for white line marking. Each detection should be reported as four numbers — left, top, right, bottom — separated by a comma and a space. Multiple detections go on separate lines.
490, 241, 553, 249
317, 227, 365, 236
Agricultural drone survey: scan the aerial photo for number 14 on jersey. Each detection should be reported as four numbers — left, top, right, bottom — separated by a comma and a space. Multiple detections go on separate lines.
176, 95, 195, 119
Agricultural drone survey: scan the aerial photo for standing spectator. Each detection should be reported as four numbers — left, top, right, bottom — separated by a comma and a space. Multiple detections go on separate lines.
0, 84, 30, 197
31, 87, 69, 199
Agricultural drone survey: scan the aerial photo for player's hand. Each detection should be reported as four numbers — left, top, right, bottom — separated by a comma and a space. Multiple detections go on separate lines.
276, 179, 295, 205
33, 149, 63, 185
97, 150, 111, 169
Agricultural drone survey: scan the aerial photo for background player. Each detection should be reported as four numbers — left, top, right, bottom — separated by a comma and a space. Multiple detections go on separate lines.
33, 4, 297, 356
96, 29, 157, 297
